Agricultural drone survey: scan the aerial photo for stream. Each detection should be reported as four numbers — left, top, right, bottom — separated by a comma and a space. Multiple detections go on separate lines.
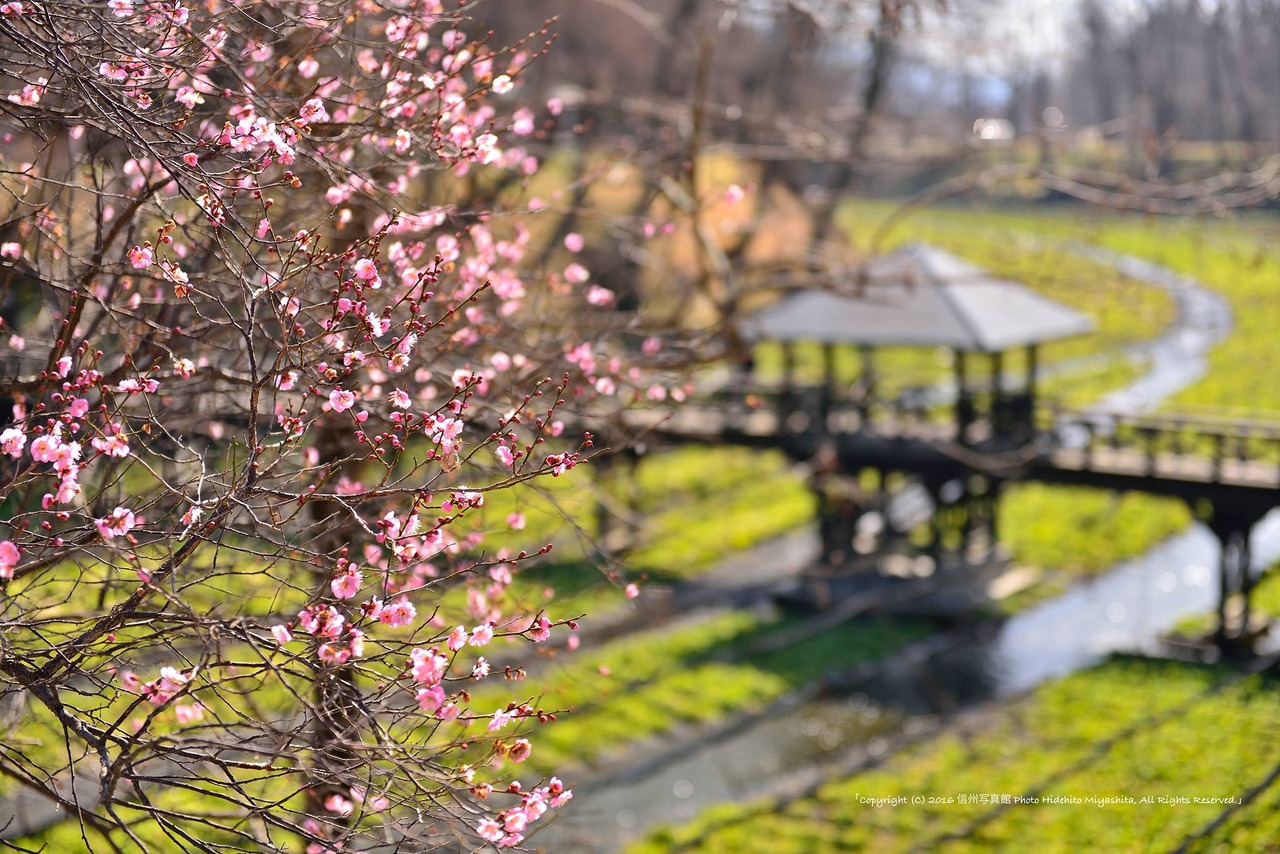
540, 248, 1272, 851
1076, 245, 1233, 414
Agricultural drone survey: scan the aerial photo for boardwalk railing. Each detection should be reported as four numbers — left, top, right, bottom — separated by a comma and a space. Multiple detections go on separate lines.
1041, 405, 1280, 488
627, 378, 1280, 490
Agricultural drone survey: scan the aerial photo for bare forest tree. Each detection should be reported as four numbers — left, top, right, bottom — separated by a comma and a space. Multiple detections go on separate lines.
463, 0, 945, 355
1063, 1, 1280, 166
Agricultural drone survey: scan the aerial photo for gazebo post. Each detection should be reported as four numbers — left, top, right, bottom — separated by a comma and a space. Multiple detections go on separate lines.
859, 344, 875, 422
989, 350, 1004, 435
821, 342, 837, 427
1026, 343, 1039, 409
781, 341, 796, 412
954, 349, 969, 440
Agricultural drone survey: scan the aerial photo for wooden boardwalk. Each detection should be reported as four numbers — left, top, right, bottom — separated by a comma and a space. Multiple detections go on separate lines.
611, 385, 1280, 643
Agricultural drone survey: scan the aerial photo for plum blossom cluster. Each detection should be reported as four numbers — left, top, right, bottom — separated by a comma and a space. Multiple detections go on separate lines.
0, 540, 21, 580
0, 353, 158, 529
117, 666, 204, 725
474, 778, 574, 848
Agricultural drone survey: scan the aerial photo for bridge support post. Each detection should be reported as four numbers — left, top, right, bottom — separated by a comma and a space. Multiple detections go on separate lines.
1025, 344, 1038, 416
920, 477, 946, 569
816, 488, 858, 567
953, 350, 968, 441
983, 486, 1000, 562
812, 442, 858, 567
1204, 503, 1269, 651
988, 351, 1002, 396
859, 345, 875, 425
1214, 529, 1250, 647
780, 341, 796, 415
957, 475, 1001, 565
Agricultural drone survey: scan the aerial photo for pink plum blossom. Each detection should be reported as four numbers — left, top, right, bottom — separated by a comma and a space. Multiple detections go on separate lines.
128, 244, 153, 269
528, 616, 551, 642
378, 598, 416, 628
415, 685, 445, 713
0, 427, 25, 458
328, 388, 356, 412
476, 818, 503, 843
95, 507, 138, 539
174, 703, 204, 724
324, 794, 353, 816
508, 739, 532, 763
330, 567, 362, 599
408, 648, 447, 685
586, 285, 615, 306
317, 642, 351, 665
0, 540, 20, 578
468, 624, 493, 647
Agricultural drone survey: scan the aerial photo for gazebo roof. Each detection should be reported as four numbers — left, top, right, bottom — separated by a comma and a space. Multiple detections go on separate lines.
742, 243, 1094, 353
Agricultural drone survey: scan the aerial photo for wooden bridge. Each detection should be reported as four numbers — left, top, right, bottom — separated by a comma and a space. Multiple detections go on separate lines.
620, 382, 1280, 646
611, 245, 1279, 647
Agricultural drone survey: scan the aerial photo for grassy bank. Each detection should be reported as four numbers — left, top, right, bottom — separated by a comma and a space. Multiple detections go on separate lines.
630, 656, 1280, 853
841, 200, 1280, 417
467, 609, 932, 777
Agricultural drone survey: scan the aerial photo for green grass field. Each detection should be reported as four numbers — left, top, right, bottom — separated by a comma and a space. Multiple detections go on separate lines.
465, 608, 931, 777
629, 656, 1280, 854
998, 483, 1191, 576
840, 200, 1280, 417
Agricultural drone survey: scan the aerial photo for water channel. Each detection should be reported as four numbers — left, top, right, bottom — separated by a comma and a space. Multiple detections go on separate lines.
541, 249, 1272, 851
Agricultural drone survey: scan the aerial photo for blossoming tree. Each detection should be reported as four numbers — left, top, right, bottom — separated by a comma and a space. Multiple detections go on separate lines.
0, 1, 648, 850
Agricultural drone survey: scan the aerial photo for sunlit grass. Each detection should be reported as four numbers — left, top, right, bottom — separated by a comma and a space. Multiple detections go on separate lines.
463, 608, 931, 777
999, 484, 1191, 576
839, 199, 1280, 417
630, 657, 1280, 853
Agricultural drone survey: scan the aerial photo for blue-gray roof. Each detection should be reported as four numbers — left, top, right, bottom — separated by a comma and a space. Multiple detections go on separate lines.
743, 243, 1095, 353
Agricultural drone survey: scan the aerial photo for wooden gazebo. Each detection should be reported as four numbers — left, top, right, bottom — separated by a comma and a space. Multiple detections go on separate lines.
740, 243, 1095, 444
